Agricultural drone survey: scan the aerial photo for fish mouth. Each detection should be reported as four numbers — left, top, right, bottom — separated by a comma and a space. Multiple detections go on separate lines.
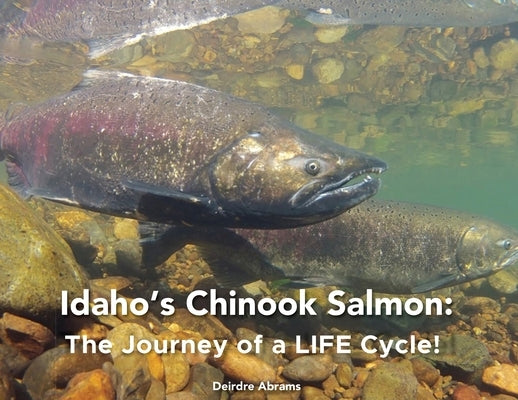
291, 164, 387, 211
500, 247, 518, 268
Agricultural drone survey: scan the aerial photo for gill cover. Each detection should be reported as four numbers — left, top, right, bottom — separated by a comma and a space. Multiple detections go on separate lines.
456, 225, 494, 274
209, 131, 267, 210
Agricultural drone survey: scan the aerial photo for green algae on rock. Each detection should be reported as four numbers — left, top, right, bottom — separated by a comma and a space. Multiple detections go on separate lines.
0, 184, 89, 320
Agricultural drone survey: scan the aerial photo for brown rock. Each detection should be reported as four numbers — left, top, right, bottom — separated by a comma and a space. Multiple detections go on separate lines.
163, 352, 190, 393
58, 369, 115, 400
165, 309, 233, 341
22, 346, 112, 399
353, 367, 370, 388
110, 352, 152, 399
0, 343, 31, 376
417, 384, 436, 400
282, 354, 334, 383
230, 391, 265, 400
147, 352, 165, 382
113, 218, 139, 240
411, 357, 441, 387
265, 390, 300, 400
483, 364, 518, 395
453, 384, 481, 400
184, 362, 223, 400
157, 329, 208, 366
90, 276, 133, 291
210, 345, 277, 385
0, 185, 89, 321
489, 395, 518, 400
322, 373, 341, 398
0, 361, 15, 400
165, 391, 201, 400
301, 386, 328, 400
145, 378, 166, 400
335, 363, 353, 388
0, 312, 54, 358
362, 359, 418, 400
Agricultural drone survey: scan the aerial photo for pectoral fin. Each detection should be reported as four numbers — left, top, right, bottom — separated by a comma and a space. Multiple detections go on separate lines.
411, 273, 459, 293
122, 180, 222, 225
273, 275, 333, 289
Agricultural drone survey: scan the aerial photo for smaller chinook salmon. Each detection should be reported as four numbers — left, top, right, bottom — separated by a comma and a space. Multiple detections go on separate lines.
0, 70, 386, 229
277, 0, 518, 27
142, 200, 518, 293
15, 0, 280, 57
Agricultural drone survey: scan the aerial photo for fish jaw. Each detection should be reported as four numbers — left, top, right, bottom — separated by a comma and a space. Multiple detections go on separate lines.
499, 244, 518, 269
291, 166, 385, 212
288, 154, 387, 215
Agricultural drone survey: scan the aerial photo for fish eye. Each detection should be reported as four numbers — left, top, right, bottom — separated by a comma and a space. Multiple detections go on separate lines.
497, 239, 512, 250
304, 160, 321, 176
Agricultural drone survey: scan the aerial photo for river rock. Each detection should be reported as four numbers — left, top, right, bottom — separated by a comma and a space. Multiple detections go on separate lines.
422, 334, 492, 383
106, 322, 157, 359
59, 369, 115, 400
452, 383, 481, 400
163, 352, 190, 394
153, 30, 195, 63
0, 361, 14, 400
0, 185, 89, 320
460, 297, 501, 315
165, 309, 233, 341
314, 26, 348, 44
362, 359, 418, 400
301, 386, 328, 399
282, 354, 335, 382
110, 352, 152, 400
210, 345, 277, 384
311, 58, 344, 84
22, 346, 112, 399
0, 343, 31, 376
0, 312, 54, 359
488, 270, 518, 294
235, 6, 287, 34
145, 378, 166, 400
482, 364, 518, 396
166, 392, 205, 400
235, 328, 285, 368
335, 363, 354, 388
410, 357, 440, 387
490, 39, 518, 70
184, 362, 224, 400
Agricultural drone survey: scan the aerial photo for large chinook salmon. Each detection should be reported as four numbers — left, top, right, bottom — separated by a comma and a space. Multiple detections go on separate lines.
0, 70, 386, 229
142, 200, 518, 293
